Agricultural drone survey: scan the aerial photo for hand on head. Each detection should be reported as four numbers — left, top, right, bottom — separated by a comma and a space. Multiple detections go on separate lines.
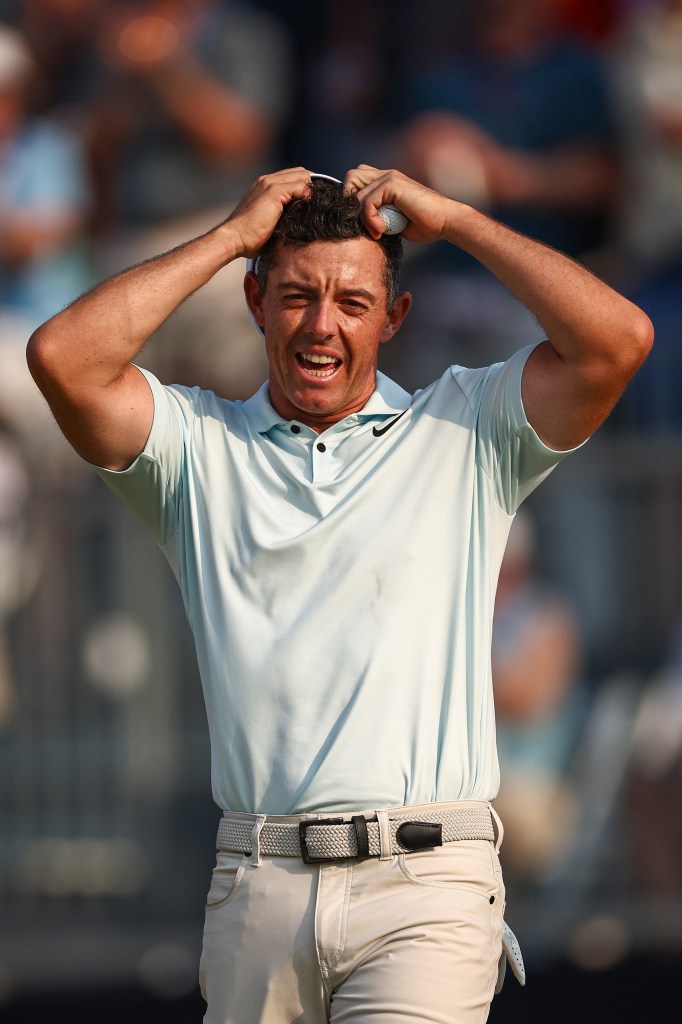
222, 168, 314, 259
227, 164, 456, 268
343, 165, 455, 244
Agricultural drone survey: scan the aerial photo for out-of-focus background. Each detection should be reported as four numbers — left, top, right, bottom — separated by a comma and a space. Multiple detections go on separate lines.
0, 0, 680, 1020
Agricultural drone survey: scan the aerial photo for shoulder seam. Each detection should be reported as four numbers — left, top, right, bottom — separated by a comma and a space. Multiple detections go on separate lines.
448, 364, 480, 416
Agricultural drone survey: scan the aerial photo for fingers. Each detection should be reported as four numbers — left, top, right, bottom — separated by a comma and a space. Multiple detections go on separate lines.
227, 168, 312, 258
344, 166, 386, 238
343, 164, 383, 193
233, 164, 449, 255
345, 166, 453, 245
253, 167, 313, 201
251, 166, 314, 221
344, 167, 412, 240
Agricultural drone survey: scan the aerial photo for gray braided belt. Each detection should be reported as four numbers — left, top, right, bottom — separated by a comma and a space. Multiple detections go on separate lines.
217, 806, 495, 864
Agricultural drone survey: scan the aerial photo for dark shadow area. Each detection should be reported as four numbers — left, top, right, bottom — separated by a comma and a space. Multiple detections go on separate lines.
1, 954, 680, 1022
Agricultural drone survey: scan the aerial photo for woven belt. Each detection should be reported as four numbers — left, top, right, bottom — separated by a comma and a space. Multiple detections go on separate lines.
216, 806, 496, 864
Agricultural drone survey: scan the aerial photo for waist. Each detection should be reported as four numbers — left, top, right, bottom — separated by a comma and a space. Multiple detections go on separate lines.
217, 800, 501, 864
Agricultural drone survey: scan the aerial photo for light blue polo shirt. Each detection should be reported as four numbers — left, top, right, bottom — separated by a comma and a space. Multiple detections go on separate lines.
96, 344, 577, 814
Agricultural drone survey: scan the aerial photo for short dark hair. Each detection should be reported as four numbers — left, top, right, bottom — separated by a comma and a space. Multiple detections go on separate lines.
254, 178, 403, 308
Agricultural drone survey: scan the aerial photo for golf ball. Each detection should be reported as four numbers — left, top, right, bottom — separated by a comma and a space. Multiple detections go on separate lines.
378, 204, 408, 235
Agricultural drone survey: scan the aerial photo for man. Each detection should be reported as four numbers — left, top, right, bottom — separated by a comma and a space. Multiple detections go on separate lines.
26, 166, 652, 1024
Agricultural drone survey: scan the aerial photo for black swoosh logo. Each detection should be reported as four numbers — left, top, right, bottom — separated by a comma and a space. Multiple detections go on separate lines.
372, 409, 408, 437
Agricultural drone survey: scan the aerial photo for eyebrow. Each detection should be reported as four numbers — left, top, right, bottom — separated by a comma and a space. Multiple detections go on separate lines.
276, 280, 377, 302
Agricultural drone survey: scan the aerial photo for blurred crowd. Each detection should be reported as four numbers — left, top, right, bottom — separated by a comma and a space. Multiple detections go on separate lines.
0, 0, 681, 976
0, 0, 680, 426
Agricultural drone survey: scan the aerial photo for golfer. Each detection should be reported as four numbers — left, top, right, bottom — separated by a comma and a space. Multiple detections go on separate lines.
27, 166, 653, 1024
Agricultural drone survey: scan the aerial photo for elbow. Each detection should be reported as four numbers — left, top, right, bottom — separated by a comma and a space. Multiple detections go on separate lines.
584, 307, 655, 392
627, 308, 655, 374
26, 322, 60, 392
605, 305, 654, 383
26, 325, 46, 380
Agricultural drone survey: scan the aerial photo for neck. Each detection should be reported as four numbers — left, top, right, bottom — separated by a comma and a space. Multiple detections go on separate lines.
268, 379, 378, 434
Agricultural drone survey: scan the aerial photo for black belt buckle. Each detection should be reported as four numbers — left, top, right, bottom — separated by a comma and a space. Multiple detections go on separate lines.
298, 817, 345, 864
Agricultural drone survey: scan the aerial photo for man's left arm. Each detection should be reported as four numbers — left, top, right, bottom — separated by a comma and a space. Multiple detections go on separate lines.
346, 167, 654, 450
443, 205, 653, 449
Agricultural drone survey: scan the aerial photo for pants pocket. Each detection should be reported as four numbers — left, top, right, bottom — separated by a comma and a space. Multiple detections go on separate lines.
398, 839, 502, 903
204, 851, 248, 910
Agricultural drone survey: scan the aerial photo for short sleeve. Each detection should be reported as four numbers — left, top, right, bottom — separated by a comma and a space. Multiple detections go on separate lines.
94, 367, 199, 545
458, 344, 586, 514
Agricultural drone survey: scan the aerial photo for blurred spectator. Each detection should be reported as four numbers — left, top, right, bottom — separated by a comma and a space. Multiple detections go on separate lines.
18, 0, 107, 130
400, 0, 618, 252
90, 0, 292, 398
554, 0, 623, 43
384, 0, 620, 387
628, 615, 682, 898
286, 0, 393, 176
0, 24, 92, 438
91, 0, 288, 230
0, 419, 38, 730
492, 510, 587, 883
0, 24, 91, 328
611, 0, 682, 431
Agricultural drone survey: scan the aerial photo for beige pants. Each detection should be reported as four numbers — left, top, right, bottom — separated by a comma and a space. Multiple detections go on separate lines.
199, 801, 505, 1024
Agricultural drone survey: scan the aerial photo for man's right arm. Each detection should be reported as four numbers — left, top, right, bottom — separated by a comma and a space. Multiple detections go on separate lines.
26, 167, 312, 471
27, 230, 242, 471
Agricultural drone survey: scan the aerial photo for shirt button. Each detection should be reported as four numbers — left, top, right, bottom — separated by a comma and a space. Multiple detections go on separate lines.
291, 424, 301, 434
316, 442, 326, 452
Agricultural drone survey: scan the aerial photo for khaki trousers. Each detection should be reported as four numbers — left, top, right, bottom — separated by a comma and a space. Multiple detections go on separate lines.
200, 801, 505, 1024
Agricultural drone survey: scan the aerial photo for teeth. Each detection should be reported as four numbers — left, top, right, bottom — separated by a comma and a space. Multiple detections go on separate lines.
306, 365, 337, 377
297, 352, 340, 377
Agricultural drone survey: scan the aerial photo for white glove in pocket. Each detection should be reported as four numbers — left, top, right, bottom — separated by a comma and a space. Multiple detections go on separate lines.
495, 921, 526, 994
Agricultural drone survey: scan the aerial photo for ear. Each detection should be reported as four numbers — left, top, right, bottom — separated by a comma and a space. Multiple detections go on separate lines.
379, 291, 413, 344
244, 271, 266, 333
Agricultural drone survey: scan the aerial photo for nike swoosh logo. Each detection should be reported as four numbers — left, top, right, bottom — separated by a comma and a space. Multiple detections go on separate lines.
372, 409, 409, 437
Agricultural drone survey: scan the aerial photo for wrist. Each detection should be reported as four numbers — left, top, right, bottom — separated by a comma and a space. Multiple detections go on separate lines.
208, 221, 245, 266
441, 200, 479, 247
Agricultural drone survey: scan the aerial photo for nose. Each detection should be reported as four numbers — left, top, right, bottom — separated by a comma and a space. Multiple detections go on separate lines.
304, 299, 336, 340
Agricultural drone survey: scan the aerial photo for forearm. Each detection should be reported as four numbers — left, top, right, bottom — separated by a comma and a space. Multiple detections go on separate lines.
443, 203, 649, 370
28, 222, 239, 392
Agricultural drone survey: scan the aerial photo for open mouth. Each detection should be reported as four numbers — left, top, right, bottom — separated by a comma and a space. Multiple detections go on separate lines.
295, 353, 342, 379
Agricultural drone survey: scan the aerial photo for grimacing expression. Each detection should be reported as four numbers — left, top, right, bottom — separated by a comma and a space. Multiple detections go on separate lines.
245, 238, 411, 432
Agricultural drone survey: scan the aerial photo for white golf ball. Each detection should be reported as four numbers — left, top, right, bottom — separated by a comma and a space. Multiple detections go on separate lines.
378, 204, 408, 235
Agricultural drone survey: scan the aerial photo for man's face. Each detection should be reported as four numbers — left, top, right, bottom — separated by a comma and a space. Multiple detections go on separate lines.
245, 238, 410, 432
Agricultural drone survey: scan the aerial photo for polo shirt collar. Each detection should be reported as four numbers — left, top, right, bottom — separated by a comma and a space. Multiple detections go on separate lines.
241, 371, 412, 434
359, 372, 412, 418
240, 382, 287, 434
